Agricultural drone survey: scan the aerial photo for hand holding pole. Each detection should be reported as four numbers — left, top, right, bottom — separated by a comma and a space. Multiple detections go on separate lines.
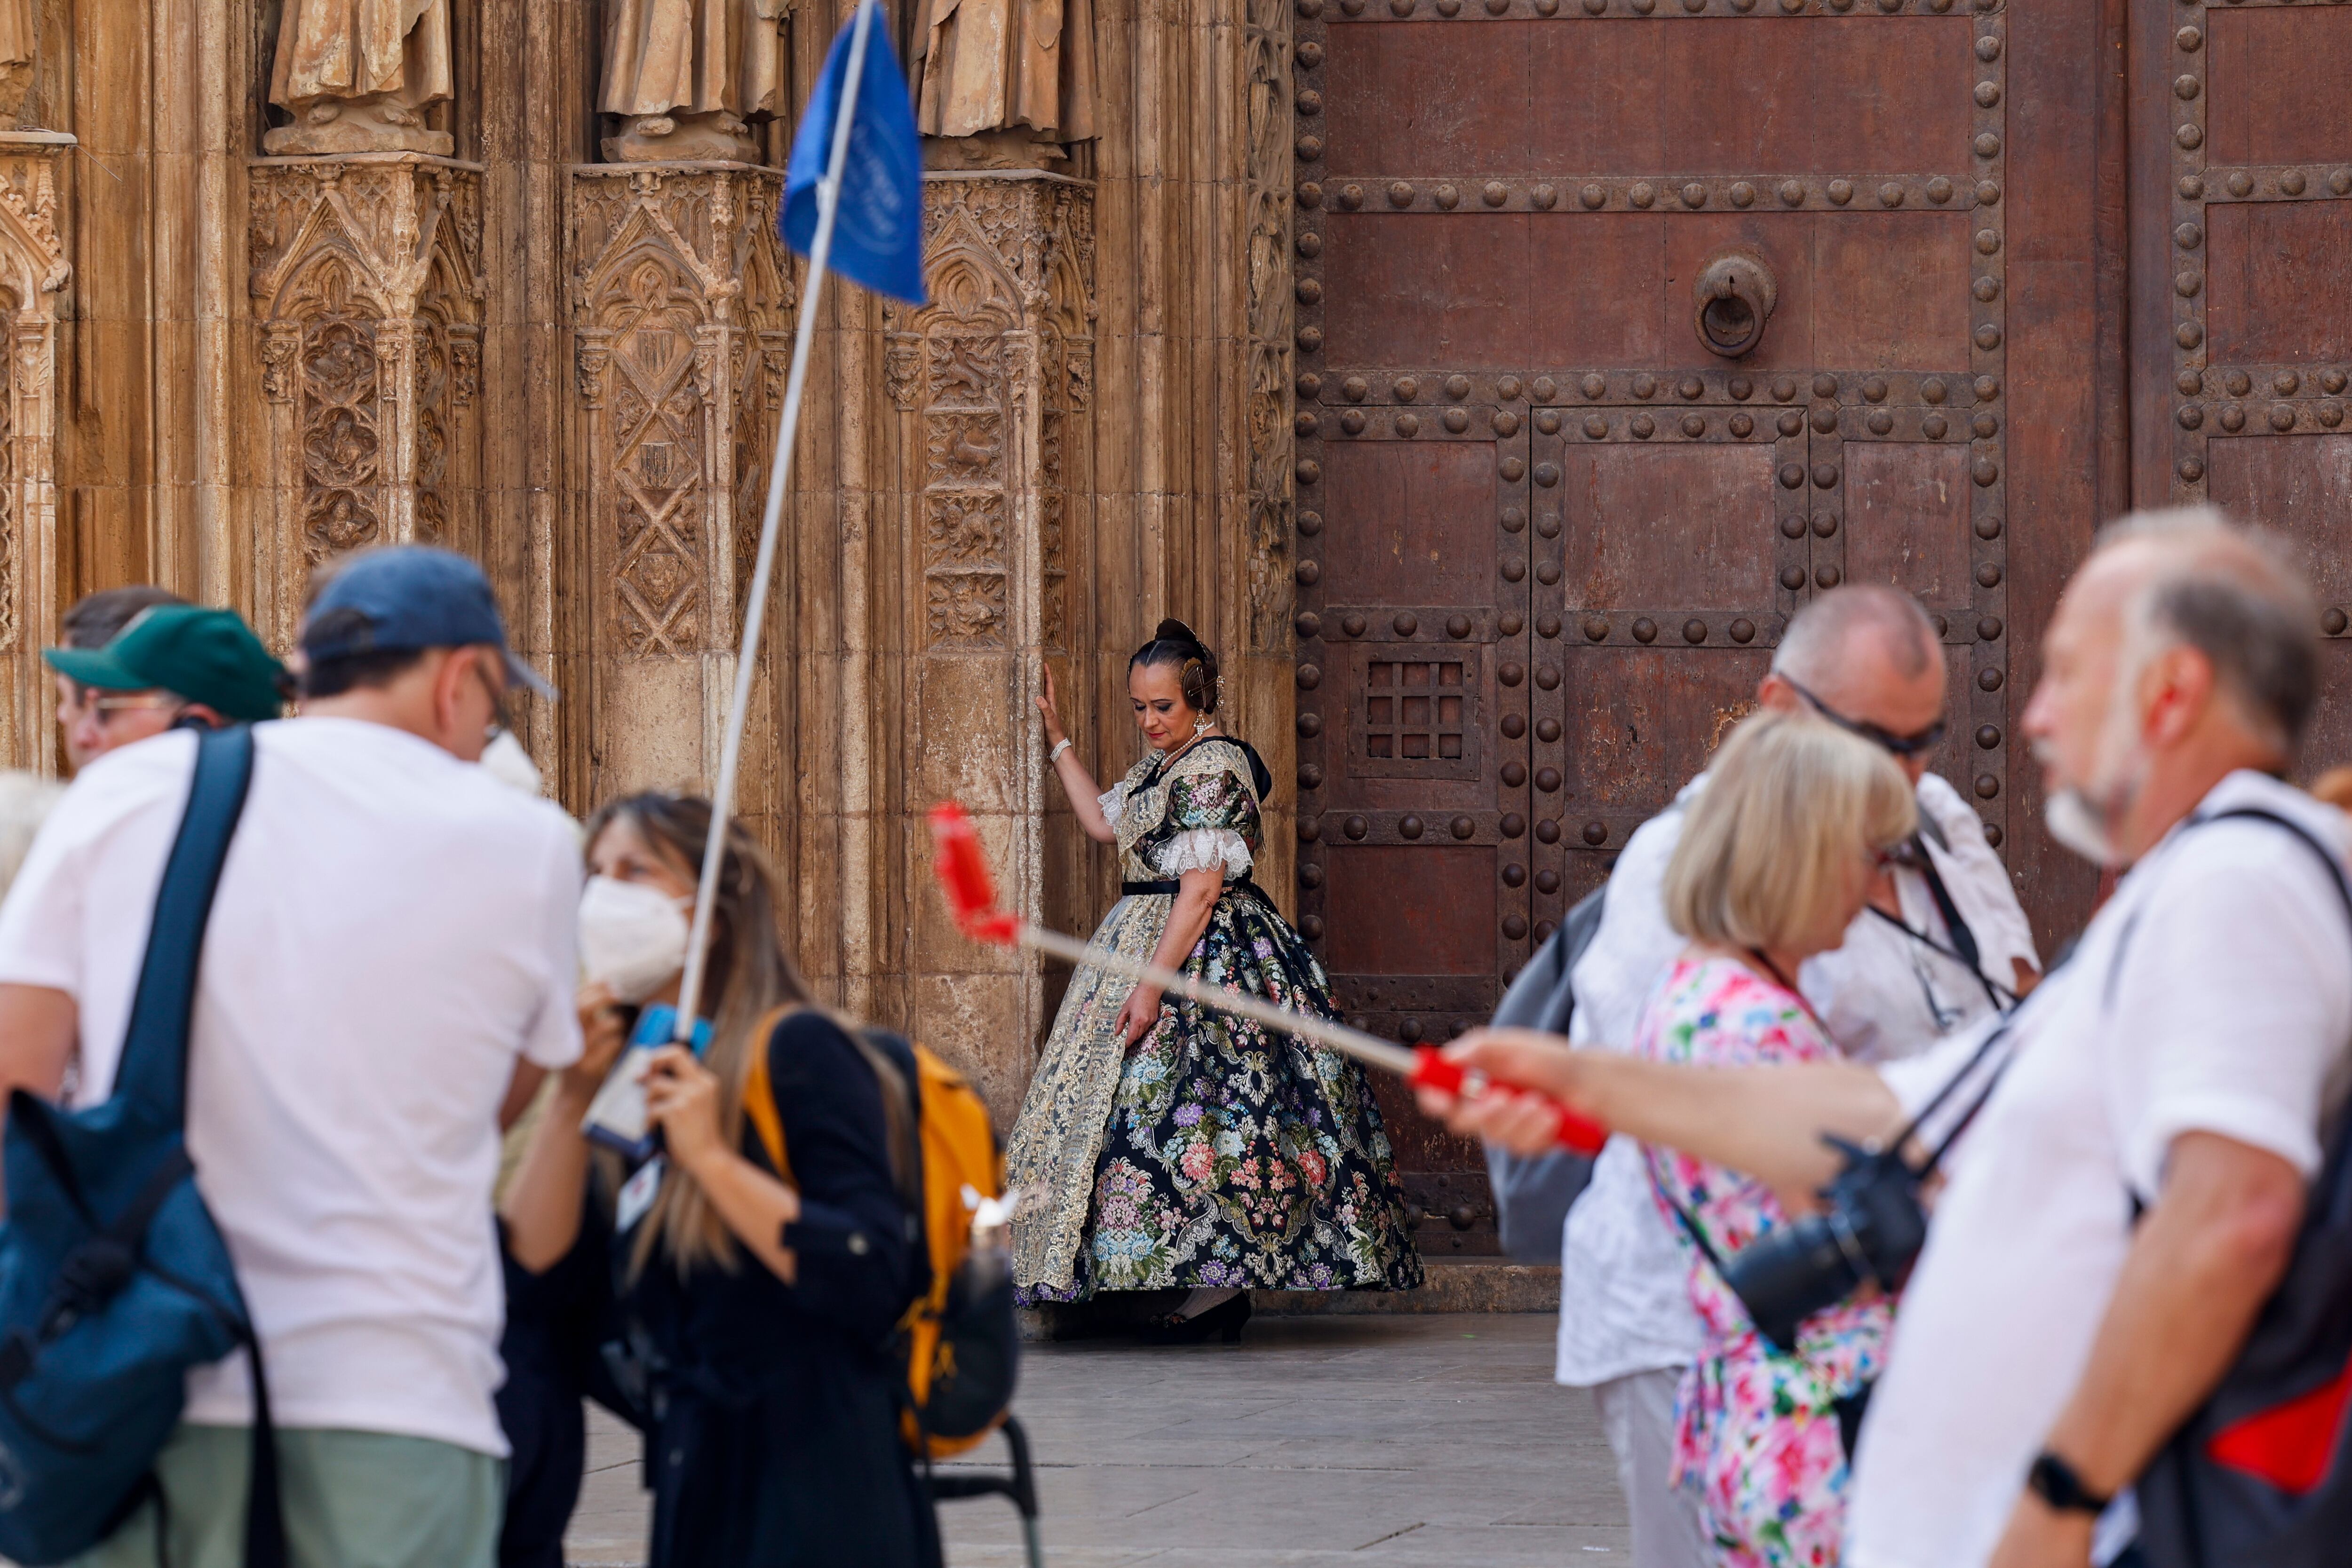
926, 801, 1608, 1155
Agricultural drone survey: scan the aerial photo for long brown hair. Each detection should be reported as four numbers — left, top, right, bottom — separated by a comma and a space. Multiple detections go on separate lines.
582, 793, 810, 1278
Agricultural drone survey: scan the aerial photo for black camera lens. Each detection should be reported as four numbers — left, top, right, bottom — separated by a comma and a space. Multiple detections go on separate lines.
1718, 1139, 1931, 1354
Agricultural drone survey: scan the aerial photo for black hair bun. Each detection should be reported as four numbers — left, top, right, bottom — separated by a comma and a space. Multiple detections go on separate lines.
1132, 618, 1221, 714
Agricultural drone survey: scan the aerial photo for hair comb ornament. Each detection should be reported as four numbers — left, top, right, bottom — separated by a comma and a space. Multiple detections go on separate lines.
926, 801, 1606, 1154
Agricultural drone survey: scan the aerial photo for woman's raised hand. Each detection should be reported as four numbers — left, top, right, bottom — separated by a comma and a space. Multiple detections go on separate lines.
565, 981, 633, 1101
1036, 666, 1067, 748
643, 1044, 727, 1174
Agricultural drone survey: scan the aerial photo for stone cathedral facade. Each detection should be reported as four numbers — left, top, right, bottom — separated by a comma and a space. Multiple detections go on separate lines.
0, 0, 1302, 1125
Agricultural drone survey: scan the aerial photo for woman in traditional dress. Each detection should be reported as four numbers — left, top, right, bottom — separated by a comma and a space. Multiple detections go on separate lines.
1006, 618, 1422, 1339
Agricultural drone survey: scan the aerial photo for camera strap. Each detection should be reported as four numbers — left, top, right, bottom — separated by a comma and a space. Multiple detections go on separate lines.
1893, 952, 2074, 1180
1865, 833, 2017, 1014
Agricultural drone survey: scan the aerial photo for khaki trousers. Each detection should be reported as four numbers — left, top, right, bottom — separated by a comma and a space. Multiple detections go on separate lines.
73, 1423, 503, 1568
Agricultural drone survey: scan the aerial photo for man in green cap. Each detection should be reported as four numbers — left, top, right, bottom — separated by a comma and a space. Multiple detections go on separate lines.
43, 605, 287, 766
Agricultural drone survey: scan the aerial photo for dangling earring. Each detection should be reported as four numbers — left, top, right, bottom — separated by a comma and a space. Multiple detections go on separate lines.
1194, 716, 1213, 736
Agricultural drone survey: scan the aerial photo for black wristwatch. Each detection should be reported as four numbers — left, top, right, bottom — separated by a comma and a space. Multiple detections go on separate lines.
2027, 1450, 2113, 1515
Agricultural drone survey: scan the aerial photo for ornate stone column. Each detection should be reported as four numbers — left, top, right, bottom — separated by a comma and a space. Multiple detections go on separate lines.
0, 132, 70, 772
891, 170, 1095, 1122
567, 161, 795, 809
246, 154, 486, 645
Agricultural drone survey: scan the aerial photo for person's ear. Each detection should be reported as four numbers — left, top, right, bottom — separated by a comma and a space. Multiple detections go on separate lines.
1755, 673, 1800, 713
432, 646, 476, 743
2142, 644, 2214, 748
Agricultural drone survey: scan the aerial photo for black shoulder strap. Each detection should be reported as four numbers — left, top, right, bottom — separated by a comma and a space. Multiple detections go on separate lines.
1911, 835, 1985, 976
1864, 831, 2016, 1012
2193, 807, 2352, 927
2105, 805, 2352, 1006
115, 725, 256, 1126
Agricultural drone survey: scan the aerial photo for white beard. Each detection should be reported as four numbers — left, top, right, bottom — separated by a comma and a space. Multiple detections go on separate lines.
2038, 668, 2154, 869
2044, 787, 2119, 865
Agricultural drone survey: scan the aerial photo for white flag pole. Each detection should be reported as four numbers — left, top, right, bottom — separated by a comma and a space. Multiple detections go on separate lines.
675, 0, 884, 1039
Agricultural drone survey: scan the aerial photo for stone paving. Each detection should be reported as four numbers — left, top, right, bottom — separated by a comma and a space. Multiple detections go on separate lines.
563, 1313, 1631, 1567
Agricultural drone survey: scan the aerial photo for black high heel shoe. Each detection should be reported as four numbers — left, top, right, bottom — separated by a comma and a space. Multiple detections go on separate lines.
1138, 1291, 1252, 1345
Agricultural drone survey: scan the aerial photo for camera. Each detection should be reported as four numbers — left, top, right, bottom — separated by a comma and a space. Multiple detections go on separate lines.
1719, 1135, 1930, 1353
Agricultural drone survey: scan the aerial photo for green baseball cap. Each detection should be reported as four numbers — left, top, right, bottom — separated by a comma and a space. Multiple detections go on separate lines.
44, 605, 287, 723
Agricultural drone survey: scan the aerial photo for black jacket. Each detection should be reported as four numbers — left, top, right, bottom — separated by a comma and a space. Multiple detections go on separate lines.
505, 1010, 939, 1568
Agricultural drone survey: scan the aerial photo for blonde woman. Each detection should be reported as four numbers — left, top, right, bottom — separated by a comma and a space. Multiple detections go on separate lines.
1634, 711, 1915, 1567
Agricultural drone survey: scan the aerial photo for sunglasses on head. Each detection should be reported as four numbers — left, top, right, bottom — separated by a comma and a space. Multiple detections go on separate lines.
1781, 675, 1947, 759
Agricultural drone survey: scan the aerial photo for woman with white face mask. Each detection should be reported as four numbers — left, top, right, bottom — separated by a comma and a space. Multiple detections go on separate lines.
500, 793, 938, 1568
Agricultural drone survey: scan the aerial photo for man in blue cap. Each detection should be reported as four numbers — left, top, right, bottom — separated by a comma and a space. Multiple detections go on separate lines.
294, 544, 557, 754
43, 604, 287, 768
0, 546, 581, 1568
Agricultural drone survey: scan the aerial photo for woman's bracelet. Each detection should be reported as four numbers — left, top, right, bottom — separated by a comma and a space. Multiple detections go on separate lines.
1048, 737, 1073, 765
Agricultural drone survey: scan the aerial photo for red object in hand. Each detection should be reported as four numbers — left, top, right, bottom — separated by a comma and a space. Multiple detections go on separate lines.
1409, 1045, 1609, 1155
928, 802, 1020, 943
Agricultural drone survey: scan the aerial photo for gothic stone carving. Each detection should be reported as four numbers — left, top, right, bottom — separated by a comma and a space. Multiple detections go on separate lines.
571, 163, 793, 661
910, 175, 1093, 652
248, 154, 485, 643
0, 134, 70, 768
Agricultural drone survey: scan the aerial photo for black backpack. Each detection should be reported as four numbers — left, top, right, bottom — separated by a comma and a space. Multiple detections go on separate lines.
2135, 806, 2352, 1568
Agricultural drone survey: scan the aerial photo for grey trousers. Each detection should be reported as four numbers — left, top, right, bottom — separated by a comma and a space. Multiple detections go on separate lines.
1590, 1366, 1713, 1568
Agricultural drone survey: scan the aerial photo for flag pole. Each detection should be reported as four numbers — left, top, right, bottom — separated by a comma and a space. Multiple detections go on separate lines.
675, 0, 883, 1039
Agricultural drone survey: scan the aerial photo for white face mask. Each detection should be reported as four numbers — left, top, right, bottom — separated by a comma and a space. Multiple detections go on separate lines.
578, 875, 692, 1003
478, 729, 544, 796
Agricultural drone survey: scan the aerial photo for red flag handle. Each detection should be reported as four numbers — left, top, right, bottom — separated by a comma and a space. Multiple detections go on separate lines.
1408, 1045, 1609, 1156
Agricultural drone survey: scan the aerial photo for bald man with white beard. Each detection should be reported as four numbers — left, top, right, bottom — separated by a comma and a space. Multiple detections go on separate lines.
1544, 584, 2041, 1568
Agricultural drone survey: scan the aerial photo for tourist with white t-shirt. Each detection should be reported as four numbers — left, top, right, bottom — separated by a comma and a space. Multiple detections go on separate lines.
0, 547, 582, 1568
1553, 586, 2039, 1568
1430, 509, 2346, 1568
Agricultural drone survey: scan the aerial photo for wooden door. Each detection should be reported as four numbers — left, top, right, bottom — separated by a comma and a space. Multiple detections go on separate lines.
2132, 1, 2352, 770
1291, 0, 2117, 1254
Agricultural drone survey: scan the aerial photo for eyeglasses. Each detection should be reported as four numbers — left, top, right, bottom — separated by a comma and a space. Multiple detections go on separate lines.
470, 655, 514, 737
86, 694, 183, 728
1781, 675, 1947, 759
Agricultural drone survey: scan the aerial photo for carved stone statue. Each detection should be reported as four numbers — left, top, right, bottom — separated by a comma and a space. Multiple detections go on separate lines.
600, 0, 790, 165
264, 0, 456, 156
0, 0, 33, 119
911, 0, 1097, 166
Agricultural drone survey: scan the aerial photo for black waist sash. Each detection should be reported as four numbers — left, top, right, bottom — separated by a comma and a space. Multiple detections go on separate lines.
1121, 875, 1267, 902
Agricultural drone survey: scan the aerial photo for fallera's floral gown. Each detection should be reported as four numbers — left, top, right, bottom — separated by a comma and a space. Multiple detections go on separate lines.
1006, 735, 1422, 1302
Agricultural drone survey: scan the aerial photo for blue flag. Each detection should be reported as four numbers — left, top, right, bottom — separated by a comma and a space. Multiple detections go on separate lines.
781, 3, 926, 305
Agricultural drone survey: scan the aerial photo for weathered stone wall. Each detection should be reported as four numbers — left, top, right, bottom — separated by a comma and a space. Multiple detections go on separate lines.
1, 0, 1292, 1126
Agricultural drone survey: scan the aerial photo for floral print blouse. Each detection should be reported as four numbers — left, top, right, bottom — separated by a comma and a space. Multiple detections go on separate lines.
1098, 738, 1266, 882
1634, 953, 1896, 1568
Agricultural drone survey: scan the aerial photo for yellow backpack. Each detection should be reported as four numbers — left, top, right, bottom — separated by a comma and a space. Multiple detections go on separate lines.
745, 1009, 1014, 1458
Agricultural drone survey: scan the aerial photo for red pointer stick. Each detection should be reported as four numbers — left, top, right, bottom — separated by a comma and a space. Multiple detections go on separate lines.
927, 801, 1607, 1155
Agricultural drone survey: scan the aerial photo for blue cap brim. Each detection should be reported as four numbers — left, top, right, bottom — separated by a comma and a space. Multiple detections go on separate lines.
503, 650, 558, 701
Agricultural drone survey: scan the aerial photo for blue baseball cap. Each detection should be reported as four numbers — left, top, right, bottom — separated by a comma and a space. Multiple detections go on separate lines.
300, 547, 556, 699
